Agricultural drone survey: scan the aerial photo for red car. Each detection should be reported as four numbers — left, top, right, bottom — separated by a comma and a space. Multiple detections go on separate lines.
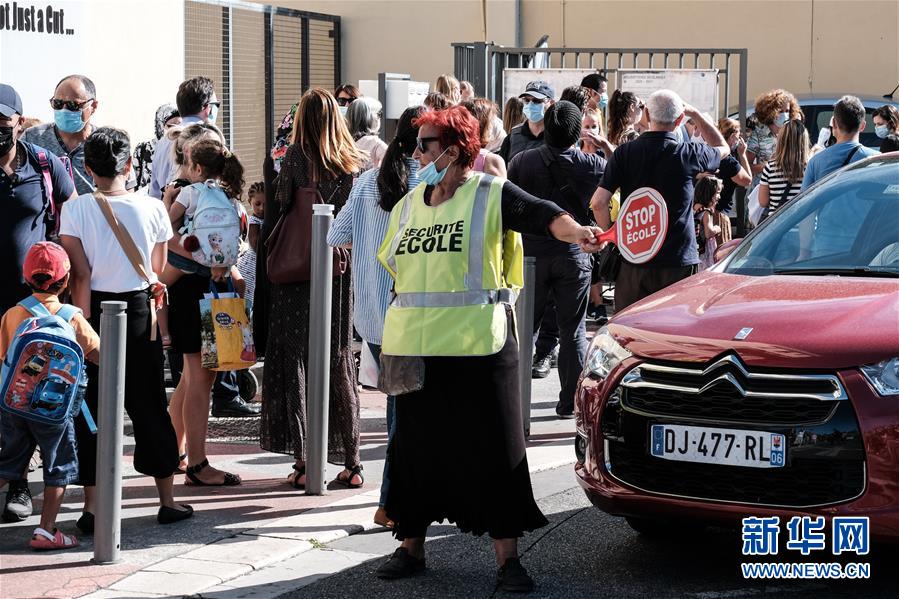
575, 153, 899, 541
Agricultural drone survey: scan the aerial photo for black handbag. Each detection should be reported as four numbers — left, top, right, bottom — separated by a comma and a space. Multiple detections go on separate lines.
596, 243, 622, 282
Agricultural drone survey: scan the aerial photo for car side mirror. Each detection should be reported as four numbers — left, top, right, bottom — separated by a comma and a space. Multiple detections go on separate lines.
714, 238, 743, 263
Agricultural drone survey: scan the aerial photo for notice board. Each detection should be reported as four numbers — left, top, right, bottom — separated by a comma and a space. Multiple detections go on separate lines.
618, 69, 719, 117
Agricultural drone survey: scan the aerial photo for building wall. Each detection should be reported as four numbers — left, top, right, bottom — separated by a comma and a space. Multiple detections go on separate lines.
519, 0, 898, 103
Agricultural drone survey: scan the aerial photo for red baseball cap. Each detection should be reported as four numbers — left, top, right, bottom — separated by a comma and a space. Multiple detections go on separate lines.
23, 242, 71, 291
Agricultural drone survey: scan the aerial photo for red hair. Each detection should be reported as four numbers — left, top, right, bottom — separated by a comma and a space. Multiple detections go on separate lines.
413, 106, 481, 169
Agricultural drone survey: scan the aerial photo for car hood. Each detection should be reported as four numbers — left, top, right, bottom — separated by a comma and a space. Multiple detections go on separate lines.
609, 271, 899, 369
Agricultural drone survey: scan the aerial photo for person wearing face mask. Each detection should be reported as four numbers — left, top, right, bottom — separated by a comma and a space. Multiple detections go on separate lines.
580, 73, 609, 119
746, 89, 802, 188
0, 83, 77, 524
872, 105, 899, 153
148, 76, 220, 200
497, 80, 555, 165
23, 75, 112, 195
374, 105, 603, 592
334, 83, 361, 117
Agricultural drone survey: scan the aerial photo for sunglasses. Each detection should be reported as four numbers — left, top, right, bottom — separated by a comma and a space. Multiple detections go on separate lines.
416, 137, 440, 153
49, 98, 93, 112
336, 97, 355, 107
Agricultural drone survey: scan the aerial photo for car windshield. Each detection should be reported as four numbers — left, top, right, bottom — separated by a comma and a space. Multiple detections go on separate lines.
725, 158, 899, 277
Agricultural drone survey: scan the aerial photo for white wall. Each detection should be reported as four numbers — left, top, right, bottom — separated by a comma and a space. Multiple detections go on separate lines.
0, 0, 185, 144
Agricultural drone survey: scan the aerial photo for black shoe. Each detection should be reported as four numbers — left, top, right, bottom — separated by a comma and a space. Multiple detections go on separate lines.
2, 480, 33, 522
212, 396, 261, 417
549, 346, 559, 368
497, 557, 534, 593
158, 504, 194, 525
76, 511, 95, 535
531, 355, 551, 379
555, 404, 575, 419
375, 547, 426, 579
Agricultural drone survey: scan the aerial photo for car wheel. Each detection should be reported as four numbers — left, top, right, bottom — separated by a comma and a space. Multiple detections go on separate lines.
625, 517, 703, 538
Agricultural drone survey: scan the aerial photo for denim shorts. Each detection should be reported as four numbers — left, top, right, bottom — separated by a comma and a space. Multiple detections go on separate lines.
0, 412, 79, 487
168, 250, 212, 278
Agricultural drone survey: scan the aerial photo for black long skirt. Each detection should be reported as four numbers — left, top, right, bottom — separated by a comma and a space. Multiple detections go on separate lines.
385, 307, 549, 540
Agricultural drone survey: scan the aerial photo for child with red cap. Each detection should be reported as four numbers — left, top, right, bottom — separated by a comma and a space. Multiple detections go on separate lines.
0, 241, 99, 550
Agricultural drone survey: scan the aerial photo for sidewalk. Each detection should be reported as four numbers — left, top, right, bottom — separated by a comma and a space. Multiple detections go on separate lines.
0, 366, 577, 599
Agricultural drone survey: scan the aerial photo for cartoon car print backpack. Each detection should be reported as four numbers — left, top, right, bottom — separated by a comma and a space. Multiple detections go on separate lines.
180, 179, 245, 268
0, 297, 96, 432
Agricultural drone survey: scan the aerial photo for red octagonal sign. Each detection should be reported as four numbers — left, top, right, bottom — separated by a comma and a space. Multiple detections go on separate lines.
615, 187, 668, 264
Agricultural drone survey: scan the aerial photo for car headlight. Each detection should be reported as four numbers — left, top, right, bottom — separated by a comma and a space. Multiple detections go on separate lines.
861, 358, 899, 396
586, 327, 632, 379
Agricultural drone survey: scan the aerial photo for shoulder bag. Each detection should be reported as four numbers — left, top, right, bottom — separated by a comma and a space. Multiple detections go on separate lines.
93, 192, 160, 341
266, 179, 349, 284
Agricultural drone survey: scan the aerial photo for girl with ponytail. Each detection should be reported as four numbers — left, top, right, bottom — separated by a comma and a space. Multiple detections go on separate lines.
326, 105, 424, 527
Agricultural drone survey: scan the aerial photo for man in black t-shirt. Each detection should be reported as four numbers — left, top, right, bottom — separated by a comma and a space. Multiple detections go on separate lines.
590, 90, 729, 311
509, 102, 606, 418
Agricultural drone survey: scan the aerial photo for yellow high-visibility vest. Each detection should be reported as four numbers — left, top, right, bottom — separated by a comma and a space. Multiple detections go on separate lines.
377, 173, 523, 356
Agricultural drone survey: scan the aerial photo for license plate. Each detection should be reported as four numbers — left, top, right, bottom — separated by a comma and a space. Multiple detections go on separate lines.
650, 424, 786, 468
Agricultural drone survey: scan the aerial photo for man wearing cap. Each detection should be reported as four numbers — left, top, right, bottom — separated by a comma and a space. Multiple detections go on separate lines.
590, 89, 729, 311
508, 101, 607, 419
0, 84, 77, 523
498, 80, 555, 165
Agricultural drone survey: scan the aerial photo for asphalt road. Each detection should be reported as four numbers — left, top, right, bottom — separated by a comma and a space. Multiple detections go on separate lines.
278, 466, 898, 599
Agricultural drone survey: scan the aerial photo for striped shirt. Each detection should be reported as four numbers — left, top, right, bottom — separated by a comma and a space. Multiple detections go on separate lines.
327, 158, 419, 345
760, 160, 803, 217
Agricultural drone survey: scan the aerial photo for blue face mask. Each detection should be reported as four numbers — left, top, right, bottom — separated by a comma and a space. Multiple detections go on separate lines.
523, 101, 546, 123
418, 148, 449, 186
875, 124, 889, 139
208, 103, 219, 124
773, 111, 790, 127
54, 108, 86, 133
598, 93, 608, 110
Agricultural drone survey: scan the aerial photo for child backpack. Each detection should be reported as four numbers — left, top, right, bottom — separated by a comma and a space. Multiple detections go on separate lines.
694, 208, 709, 256
181, 180, 244, 268
0, 297, 96, 432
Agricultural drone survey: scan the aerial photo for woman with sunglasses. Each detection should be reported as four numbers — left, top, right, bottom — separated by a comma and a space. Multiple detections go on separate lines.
373, 106, 602, 592
261, 88, 366, 492
606, 90, 643, 148
334, 84, 361, 117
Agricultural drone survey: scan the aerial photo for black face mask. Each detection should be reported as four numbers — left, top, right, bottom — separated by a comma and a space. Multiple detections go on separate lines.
0, 126, 14, 156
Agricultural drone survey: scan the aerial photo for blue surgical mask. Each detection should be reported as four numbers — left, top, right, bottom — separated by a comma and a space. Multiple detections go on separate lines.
598, 92, 608, 110
523, 101, 546, 123
875, 124, 889, 139
339, 105, 348, 117
208, 103, 219, 124
418, 148, 449, 186
54, 108, 86, 133
773, 111, 790, 127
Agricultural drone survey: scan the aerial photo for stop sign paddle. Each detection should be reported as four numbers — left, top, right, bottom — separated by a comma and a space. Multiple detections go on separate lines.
595, 187, 668, 264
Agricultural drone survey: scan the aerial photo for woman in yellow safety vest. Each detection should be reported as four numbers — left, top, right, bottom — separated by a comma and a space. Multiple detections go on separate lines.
374, 106, 602, 592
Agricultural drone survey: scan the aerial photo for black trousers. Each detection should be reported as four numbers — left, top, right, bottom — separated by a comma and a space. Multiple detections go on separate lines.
534, 298, 559, 360
74, 290, 179, 485
531, 253, 591, 413
614, 261, 698, 313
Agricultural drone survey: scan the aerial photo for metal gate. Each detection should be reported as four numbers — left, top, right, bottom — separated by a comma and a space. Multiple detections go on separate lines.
185, 0, 341, 187
453, 42, 748, 127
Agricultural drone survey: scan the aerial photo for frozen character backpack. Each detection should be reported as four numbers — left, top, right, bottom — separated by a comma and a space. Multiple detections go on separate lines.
0, 297, 95, 432
180, 179, 245, 267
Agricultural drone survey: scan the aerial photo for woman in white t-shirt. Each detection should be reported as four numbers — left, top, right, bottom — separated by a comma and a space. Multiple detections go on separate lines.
59, 127, 193, 533
347, 96, 388, 171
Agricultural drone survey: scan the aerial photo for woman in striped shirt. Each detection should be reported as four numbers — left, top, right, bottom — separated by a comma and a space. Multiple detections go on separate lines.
759, 120, 810, 221
327, 105, 423, 529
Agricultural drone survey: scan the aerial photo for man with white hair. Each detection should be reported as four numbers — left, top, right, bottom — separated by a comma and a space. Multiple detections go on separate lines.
590, 89, 730, 310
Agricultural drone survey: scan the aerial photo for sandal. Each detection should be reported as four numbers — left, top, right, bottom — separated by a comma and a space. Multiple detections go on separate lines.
287, 464, 306, 489
174, 453, 188, 475
335, 465, 364, 489
30, 527, 79, 551
185, 459, 241, 486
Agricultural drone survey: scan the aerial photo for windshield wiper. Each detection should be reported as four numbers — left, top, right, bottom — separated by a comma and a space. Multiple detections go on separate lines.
773, 267, 899, 278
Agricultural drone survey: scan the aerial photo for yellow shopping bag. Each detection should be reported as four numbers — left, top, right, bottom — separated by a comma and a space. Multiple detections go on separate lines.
199, 281, 257, 371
